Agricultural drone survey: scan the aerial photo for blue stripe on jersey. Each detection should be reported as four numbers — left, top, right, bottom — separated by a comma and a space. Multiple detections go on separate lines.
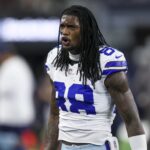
45, 64, 49, 71
105, 141, 111, 150
102, 69, 127, 76
105, 61, 127, 68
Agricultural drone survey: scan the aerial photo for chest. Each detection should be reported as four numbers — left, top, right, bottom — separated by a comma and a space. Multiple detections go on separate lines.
51, 64, 111, 115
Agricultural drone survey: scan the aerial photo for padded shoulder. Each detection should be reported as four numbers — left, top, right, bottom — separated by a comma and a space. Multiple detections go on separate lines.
45, 47, 58, 71
99, 46, 128, 77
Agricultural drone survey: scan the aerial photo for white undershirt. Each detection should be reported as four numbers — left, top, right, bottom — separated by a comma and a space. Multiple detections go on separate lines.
69, 52, 80, 61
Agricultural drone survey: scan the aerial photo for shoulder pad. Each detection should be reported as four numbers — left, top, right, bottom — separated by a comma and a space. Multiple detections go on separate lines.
99, 46, 128, 76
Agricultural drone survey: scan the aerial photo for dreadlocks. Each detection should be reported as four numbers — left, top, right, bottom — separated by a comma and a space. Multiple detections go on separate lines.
53, 5, 108, 86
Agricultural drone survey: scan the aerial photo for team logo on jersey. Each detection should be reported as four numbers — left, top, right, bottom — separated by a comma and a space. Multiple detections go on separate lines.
115, 55, 122, 59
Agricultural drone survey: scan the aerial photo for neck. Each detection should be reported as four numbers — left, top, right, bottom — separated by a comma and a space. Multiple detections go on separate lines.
69, 52, 80, 61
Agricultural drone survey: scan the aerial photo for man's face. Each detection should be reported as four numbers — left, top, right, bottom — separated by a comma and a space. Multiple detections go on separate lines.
60, 15, 81, 54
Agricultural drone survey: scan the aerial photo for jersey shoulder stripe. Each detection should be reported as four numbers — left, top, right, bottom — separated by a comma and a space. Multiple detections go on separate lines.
99, 46, 128, 76
105, 61, 127, 68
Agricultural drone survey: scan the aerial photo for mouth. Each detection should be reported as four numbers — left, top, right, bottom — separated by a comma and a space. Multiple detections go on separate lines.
61, 37, 71, 47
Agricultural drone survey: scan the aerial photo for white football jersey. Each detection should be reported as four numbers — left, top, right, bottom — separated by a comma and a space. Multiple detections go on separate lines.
45, 46, 127, 145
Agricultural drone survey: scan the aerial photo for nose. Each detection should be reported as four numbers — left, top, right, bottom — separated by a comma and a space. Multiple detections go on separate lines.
61, 27, 69, 35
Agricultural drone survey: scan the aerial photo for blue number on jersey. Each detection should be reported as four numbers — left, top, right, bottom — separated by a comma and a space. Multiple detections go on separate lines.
68, 84, 96, 115
54, 82, 96, 115
54, 82, 68, 111
100, 47, 115, 56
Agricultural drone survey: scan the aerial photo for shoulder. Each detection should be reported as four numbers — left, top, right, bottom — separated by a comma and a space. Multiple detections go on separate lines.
4, 56, 29, 71
99, 46, 125, 60
46, 46, 61, 64
99, 46, 128, 77
45, 46, 60, 70
47, 46, 59, 61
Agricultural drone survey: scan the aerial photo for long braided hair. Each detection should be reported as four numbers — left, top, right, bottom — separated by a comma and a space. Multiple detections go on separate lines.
53, 5, 108, 85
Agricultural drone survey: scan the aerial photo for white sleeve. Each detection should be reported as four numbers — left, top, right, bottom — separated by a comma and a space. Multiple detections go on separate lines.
45, 47, 57, 76
45, 51, 52, 72
100, 46, 128, 77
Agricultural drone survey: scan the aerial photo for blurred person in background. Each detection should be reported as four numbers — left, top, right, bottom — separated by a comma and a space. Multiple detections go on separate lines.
0, 41, 35, 150
44, 5, 147, 150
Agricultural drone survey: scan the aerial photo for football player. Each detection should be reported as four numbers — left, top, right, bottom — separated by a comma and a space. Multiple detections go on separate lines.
44, 5, 147, 150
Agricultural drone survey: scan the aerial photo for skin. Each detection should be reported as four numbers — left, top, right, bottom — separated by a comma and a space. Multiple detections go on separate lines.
44, 75, 60, 150
60, 15, 81, 54
105, 72, 145, 137
44, 15, 145, 150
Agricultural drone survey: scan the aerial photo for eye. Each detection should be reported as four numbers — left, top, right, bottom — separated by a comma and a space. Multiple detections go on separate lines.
68, 25, 80, 30
68, 25, 76, 29
60, 24, 65, 29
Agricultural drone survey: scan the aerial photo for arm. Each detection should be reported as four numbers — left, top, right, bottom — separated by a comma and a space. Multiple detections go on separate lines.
44, 76, 60, 150
105, 71, 147, 149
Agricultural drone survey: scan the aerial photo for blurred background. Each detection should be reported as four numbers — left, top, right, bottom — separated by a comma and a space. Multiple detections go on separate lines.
0, 0, 150, 149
